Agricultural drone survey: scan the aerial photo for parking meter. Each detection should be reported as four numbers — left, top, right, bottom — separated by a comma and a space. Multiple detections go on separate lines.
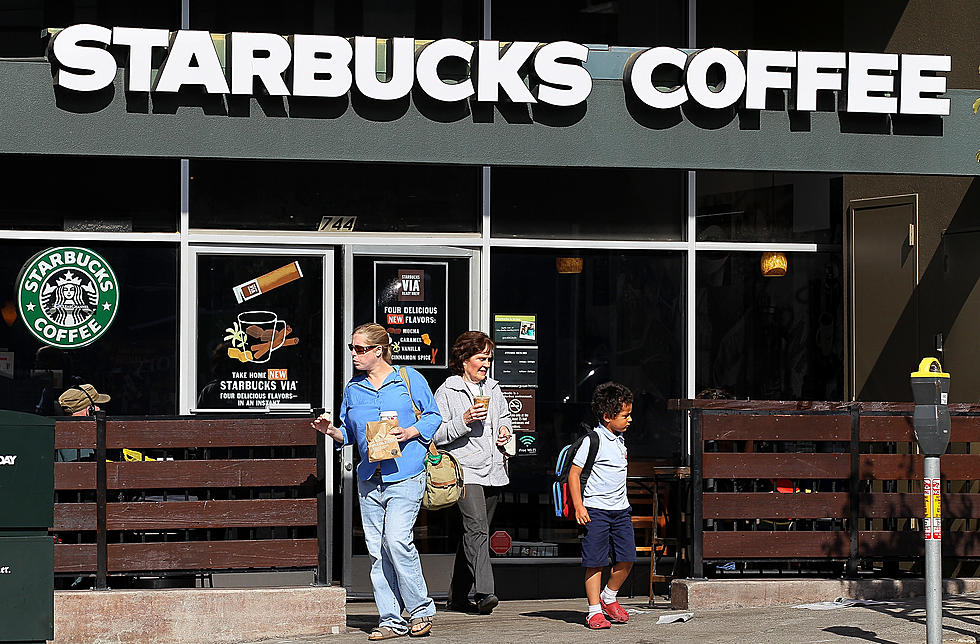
910, 357, 950, 456
910, 356, 949, 644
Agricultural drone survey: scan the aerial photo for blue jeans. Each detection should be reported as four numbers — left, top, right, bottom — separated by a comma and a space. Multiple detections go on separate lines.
358, 470, 435, 632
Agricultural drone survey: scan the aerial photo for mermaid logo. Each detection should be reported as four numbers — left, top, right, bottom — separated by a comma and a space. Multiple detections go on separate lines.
18, 247, 119, 348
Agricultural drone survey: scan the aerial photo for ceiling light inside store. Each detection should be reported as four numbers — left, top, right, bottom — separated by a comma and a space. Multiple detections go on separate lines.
761, 252, 788, 277
1, 301, 16, 327
556, 257, 584, 274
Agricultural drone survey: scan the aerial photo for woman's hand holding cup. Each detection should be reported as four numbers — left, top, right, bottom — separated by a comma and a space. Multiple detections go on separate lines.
311, 413, 343, 444
463, 402, 488, 424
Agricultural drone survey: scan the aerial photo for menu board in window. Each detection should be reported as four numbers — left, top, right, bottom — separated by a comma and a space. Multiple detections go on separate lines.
196, 256, 323, 410
374, 261, 448, 369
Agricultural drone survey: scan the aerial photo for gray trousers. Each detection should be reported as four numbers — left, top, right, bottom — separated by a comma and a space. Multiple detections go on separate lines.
449, 484, 499, 603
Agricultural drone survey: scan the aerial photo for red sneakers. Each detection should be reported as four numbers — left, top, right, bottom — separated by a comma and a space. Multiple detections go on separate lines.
586, 613, 611, 629
600, 599, 630, 624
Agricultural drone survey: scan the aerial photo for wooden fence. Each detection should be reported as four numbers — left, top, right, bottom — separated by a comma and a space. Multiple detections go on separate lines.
674, 400, 980, 578
52, 414, 328, 587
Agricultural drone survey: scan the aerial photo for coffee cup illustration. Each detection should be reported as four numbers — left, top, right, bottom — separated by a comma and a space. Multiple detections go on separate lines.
237, 310, 287, 364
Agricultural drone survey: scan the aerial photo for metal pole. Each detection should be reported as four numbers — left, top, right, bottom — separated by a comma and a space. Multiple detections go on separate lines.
95, 410, 108, 590
924, 455, 942, 644
690, 408, 704, 579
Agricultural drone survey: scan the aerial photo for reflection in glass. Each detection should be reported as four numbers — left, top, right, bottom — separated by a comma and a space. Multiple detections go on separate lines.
492, 167, 685, 241
190, 160, 480, 233
696, 172, 842, 243
490, 249, 684, 556
696, 251, 843, 401
0, 242, 177, 415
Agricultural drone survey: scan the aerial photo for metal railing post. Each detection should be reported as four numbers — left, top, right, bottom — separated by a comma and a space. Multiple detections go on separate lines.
95, 410, 108, 590
690, 408, 704, 579
847, 405, 859, 577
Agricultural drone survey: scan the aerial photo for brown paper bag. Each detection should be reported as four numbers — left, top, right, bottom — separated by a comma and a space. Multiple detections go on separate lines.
367, 419, 402, 462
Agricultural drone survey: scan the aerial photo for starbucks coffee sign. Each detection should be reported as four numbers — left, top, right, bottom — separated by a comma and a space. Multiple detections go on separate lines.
18, 247, 119, 348
47, 24, 951, 116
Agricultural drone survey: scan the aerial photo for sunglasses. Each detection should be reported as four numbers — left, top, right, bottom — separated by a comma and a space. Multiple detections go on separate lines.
348, 343, 379, 355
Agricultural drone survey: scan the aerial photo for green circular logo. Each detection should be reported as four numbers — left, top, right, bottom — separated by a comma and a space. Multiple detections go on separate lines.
17, 247, 119, 349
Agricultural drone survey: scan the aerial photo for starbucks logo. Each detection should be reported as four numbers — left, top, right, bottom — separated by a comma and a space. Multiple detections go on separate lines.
18, 247, 119, 348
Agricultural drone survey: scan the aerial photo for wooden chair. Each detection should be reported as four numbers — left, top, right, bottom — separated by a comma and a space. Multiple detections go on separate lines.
628, 478, 673, 607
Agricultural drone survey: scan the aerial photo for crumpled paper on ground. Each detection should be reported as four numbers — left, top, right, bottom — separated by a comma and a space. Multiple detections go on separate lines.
657, 612, 695, 624
793, 597, 895, 610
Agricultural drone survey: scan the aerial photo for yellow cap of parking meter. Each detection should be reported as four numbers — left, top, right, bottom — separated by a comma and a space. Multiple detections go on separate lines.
910, 357, 949, 378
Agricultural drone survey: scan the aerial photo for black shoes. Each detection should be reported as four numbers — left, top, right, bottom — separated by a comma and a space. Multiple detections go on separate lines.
446, 599, 478, 613
475, 593, 499, 615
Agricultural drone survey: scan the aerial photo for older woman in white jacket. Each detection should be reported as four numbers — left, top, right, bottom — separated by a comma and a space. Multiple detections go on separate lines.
434, 330, 512, 615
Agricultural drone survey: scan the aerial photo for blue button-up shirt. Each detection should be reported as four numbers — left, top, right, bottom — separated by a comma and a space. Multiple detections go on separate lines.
338, 366, 442, 482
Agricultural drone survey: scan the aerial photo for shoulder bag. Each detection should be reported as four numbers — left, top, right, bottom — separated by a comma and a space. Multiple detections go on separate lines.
399, 367, 465, 510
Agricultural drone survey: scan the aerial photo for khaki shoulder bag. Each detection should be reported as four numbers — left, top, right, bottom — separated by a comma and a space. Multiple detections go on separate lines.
399, 367, 465, 510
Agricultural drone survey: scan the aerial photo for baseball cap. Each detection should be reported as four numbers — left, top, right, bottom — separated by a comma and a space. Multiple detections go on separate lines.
57, 384, 111, 414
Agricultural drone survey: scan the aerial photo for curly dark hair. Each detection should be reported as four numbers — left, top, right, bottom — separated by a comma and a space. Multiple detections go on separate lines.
449, 330, 495, 376
591, 382, 633, 422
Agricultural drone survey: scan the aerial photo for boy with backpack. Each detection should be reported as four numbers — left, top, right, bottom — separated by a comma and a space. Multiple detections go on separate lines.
568, 382, 635, 629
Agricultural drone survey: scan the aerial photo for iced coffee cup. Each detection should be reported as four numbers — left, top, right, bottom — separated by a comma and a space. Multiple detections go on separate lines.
473, 395, 490, 412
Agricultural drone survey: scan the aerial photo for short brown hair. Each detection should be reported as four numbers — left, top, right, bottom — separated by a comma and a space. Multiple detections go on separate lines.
352, 322, 392, 363
449, 330, 495, 375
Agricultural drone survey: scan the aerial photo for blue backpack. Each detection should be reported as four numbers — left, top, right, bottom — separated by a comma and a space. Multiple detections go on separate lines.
551, 430, 600, 519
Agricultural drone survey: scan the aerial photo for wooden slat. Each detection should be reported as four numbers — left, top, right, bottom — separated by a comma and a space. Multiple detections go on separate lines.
702, 530, 980, 560
55, 459, 316, 489
703, 453, 848, 479
703, 531, 849, 558
54, 498, 317, 531
675, 399, 980, 413
859, 454, 978, 480
859, 493, 980, 519
858, 416, 914, 442
54, 418, 316, 449
55, 539, 317, 573
703, 493, 848, 519
702, 414, 849, 441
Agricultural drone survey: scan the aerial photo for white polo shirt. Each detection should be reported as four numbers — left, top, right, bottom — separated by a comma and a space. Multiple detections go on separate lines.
571, 424, 629, 511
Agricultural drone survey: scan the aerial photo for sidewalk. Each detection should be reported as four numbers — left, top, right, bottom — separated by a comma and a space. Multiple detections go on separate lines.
245, 593, 980, 644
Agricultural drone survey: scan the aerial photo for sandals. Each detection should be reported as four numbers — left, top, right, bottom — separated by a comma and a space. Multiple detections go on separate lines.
367, 617, 431, 641
368, 626, 406, 641
409, 616, 433, 637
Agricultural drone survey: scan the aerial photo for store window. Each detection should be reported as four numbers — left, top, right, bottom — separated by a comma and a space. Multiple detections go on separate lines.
696, 251, 843, 401
489, 249, 684, 555
0, 241, 178, 415
192, 0, 481, 40
492, 0, 686, 48
190, 160, 480, 234
0, 1, 179, 57
195, 254, 324, 410
696, 172, 842, 244
491, 167, 685, 241
0, 156, 179, 233
696, 2, 905, 53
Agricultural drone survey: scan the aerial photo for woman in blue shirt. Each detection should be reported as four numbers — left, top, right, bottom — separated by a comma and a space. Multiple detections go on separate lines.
313, 322, 441, 640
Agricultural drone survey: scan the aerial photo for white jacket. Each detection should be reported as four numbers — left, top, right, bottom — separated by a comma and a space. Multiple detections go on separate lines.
433, 375, 511, 486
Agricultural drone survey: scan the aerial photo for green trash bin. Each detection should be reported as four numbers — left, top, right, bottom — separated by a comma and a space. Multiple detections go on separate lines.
0, 410, 54, 644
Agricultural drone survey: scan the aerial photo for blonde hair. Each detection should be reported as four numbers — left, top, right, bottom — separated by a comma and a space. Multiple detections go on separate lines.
352, 322, 392, 363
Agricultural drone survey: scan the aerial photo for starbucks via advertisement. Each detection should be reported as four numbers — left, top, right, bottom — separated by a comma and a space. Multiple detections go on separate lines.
17, 247, 119, 348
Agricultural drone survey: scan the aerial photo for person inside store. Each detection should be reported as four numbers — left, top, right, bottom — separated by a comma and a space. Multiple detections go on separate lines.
312, 322, 441, 640
433, 330, 513, 615
55, 381, 111, 462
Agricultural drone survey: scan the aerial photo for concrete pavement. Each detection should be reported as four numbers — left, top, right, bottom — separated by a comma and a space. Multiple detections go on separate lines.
244, 593, 980, 644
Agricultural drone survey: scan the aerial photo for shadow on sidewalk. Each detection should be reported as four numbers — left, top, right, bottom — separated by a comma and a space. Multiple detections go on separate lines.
520, 610, 584, 625
823, 626, 898, 644
346, 614, 378, 635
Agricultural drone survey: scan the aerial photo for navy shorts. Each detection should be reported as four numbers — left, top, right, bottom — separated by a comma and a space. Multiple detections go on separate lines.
580, 507, 636, 568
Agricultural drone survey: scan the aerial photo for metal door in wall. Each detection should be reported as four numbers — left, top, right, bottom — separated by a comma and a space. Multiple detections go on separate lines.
846, 195, 918, 401
340, 245, 480, 597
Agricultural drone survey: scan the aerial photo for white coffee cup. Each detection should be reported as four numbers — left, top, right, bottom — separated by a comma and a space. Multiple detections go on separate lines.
380, 411, 398, 424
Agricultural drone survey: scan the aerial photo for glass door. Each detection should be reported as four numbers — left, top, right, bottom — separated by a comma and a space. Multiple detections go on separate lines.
341, 245, 480, 596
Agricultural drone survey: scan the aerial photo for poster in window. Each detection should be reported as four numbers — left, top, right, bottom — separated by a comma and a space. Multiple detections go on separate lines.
196, 256, 323, 410
374, 261, 448, 369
